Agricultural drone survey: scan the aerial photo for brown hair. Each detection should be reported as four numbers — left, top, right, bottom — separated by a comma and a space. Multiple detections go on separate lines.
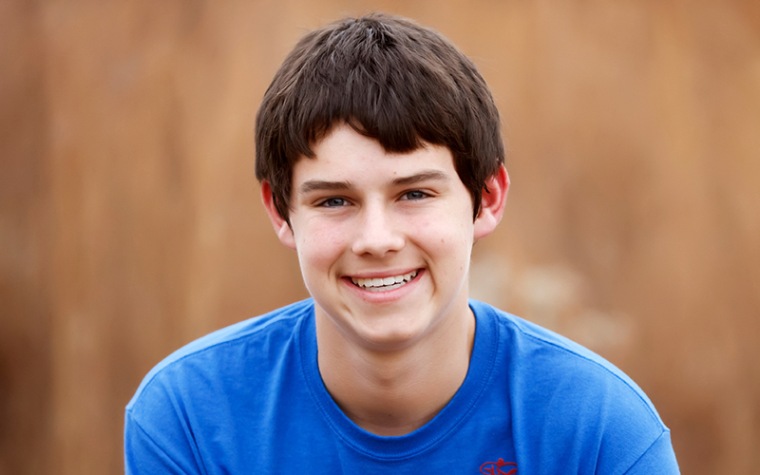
255, 13, 504, 221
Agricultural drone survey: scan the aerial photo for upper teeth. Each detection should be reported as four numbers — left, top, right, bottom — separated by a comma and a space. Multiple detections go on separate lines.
352, 271, 417, 289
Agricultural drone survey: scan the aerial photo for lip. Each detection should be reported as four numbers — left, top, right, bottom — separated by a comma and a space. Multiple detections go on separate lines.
346, 268, 421, 280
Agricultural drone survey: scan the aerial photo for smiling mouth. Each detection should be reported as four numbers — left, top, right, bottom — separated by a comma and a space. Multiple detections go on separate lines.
351, 270, 418, 291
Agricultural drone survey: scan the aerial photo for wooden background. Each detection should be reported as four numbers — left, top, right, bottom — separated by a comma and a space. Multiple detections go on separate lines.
1, 1, 758, 473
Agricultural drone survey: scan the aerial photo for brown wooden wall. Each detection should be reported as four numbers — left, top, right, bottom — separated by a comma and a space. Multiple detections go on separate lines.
1, 1, 758, 473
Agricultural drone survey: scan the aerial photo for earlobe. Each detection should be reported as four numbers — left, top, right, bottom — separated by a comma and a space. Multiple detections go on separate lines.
474, 165, 509, 240
261, 181, 297, 249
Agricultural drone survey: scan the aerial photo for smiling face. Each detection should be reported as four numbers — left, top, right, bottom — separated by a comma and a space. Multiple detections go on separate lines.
262, 124, 507, 353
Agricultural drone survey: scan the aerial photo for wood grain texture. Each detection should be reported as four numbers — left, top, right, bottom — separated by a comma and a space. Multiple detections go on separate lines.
1, 1, 758, 473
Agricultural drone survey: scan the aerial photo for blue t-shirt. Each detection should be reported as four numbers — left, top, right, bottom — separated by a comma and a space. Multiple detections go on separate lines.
125, 299, 679, 474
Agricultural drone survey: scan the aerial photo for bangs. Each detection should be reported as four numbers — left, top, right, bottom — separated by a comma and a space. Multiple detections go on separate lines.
255, 13, 503, 221
280, 18, 467, 161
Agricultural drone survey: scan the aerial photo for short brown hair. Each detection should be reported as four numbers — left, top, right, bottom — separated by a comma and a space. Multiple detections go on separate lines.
255, 13, 504, 221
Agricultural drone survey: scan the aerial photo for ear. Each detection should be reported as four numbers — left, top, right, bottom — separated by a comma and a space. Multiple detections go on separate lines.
261, 181, 296, 249
473, 165, 509, 240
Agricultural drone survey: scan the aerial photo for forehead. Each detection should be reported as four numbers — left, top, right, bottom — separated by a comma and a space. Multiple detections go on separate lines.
292, 124, 457, 186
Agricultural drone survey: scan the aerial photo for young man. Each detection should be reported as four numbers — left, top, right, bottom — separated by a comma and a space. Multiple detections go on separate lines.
125, 13, 679, 474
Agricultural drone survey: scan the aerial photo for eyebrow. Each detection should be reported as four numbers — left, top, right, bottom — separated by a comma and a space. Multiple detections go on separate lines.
298, 170, 449, 195
298, 180, 352, 194
391, 170, 449, 186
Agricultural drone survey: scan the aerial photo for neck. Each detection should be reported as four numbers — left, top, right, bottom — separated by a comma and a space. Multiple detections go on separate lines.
315, 306, 475, 436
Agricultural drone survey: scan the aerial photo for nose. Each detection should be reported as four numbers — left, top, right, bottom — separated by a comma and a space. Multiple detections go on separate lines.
350, 202, 405, 257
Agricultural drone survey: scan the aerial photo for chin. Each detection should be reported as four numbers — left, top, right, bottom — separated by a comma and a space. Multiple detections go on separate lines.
352, 317, 436, 352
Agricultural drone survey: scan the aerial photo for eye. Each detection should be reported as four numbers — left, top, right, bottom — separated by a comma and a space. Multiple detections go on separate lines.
401, 190, 430, 201
318, 197, 349, 208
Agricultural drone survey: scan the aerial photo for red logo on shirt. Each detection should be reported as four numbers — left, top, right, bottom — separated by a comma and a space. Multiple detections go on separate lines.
479, 458, 517, 475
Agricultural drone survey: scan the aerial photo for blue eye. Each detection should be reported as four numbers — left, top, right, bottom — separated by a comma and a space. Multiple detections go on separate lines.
320, 197, 348, 207
403, 190, 429, 200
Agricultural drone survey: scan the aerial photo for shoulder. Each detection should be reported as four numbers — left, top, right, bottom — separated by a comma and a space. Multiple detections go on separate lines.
471, 299, 656, 408
126, 299, 313, 411
470, 300, 676, 471
124, 300, 317, 471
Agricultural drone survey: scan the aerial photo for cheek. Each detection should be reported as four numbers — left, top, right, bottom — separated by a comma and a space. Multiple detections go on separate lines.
412, 214, 474, 254
294, 222, 347, 268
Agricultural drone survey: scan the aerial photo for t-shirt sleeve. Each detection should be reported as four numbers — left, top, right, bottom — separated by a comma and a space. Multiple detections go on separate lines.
501, 312, 681, 474
623, 429, 680, 475
124, 382, 207, 475
125, 411, 184, 474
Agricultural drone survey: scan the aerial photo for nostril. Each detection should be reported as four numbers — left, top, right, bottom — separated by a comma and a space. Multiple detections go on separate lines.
351, 227, 405, 256
349, 209, 405, 256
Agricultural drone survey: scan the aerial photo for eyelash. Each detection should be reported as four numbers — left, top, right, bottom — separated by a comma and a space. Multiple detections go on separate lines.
315, 189, 432, 208
318, 197, 349, 208
401, 190, 430, 201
